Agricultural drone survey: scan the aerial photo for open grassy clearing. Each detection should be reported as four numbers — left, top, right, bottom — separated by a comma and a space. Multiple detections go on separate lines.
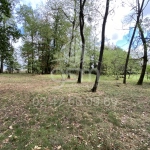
0, 74, 150, 150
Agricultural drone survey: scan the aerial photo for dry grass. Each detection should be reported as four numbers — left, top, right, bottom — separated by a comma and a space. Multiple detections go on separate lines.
0, 73, 150, 150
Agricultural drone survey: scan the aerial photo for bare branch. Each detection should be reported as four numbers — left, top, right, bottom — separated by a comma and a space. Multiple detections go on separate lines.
61, 9, 73, 23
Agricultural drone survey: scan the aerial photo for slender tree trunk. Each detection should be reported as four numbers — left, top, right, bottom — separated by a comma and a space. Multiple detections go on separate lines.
67, 0, 77, 79
54, 12, 58, 51
137, 23, 147, 85
77, 39, 85, 83
46, 54, 50, 74
91, 0, 110, 92
74, 35, 76, 63
123, 24, 138, 84
94, 37, 96, 68
0, 21, 6, 73
31, 34, 34, 74
27, 54, 30, 73
123, 0, 145, 84
0, 57, 4, 73
77, 0, 86, 83
41, 46, 44, 74
68, 22, 75, 79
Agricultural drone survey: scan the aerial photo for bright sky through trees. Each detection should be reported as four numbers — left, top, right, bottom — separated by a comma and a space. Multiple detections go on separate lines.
20, 0, 150, 51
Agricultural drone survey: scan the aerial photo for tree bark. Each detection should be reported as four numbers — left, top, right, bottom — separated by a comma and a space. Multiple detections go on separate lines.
67, 0, 77, 79
77, 0, 86, 83
31, 34, 34, 74
137, 23, 147, 85
91, 0, 110, 92
0, 57, 4, 73
123, 25, 138, 84
74, 34, 76, 63
68, 21, 76, 79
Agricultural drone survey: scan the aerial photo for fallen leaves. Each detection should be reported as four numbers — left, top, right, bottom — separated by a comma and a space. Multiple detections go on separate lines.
2, 138, 9, 144
57, 145, 61, 149
32, 146, 42, 150
9, 125, 13, 130
32, 146, 51, 150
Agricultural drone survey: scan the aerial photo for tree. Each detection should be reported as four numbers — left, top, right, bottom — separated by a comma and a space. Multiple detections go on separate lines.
0, 0, 11, 73
41, 1, 70, 74
19, 2, 70, 74
91, 0, 110, 92
77, 0, 86, 83
0, 0, 11, 21
136, 3, 148, 85
123, 0, 146, 84
18, 5, 39, 73
136, 26, 148, 84
0, 0, 20, 73
103, 47, 127, 77
61, 0, 79, 79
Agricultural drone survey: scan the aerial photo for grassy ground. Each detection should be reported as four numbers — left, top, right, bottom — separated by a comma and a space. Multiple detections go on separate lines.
0, 73, 150, 150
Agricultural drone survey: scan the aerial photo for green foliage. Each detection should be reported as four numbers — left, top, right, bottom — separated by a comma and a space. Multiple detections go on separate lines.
18, 4, 71, 74
103, 47, 126, 75
102, 46, 141, 76
0, 0, 21, 73
0, 0, 11, 21
146, 65, 150, 73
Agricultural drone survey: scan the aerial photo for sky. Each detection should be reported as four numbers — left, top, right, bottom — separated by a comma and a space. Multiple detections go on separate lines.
106, 0, 150, 50
16, 0, 150, 51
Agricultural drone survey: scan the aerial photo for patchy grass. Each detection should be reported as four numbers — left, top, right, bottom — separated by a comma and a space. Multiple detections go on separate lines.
0, 73, 150, 150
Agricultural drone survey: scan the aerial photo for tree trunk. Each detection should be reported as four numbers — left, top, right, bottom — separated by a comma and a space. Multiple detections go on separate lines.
77, 0, 86, 83
91, 0, 110, 92
0, 57, 4, 73
67, 0, 77, 79
123, 24, 138, 84
137, 23, 147, 85
74, 34, 76, 63
68, 21, 75, 79
123, 0, 145, 84
94, 37, 96, 68
46, 54, 50, 74
31, 34, 34, 74
27, 55, 30, 73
